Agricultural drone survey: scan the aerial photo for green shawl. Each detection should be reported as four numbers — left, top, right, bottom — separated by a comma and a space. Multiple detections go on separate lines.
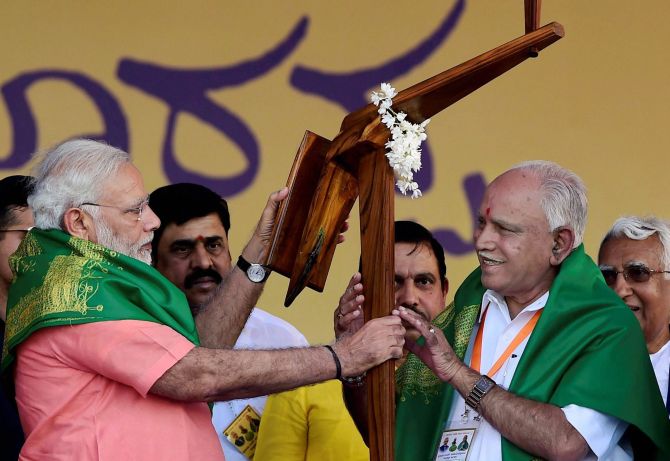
1, 228, 199, 372
395, 245, 670, 461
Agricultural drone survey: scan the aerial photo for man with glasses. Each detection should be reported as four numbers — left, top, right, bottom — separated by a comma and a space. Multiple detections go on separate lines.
0, 175, 33, 460
1, 139, 405, 460
599, 216, 670, 417
0, 176, 34, 323
392, 161, 670, 460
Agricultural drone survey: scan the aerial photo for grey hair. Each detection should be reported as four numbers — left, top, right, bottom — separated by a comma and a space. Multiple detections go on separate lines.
29, 139, 130, 229
601, 216, 670, 270
508, 160, 588, 248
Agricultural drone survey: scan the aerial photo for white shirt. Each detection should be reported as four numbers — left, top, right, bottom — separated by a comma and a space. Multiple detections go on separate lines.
650, 340, 670, 413
444, 290, 630, 461
211, 308, 309, 461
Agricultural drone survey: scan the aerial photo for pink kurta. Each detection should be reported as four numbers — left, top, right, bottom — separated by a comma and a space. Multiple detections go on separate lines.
13, 320, 224, 460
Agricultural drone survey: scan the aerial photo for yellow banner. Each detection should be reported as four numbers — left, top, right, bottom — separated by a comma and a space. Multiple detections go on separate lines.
1, 1, 668, 342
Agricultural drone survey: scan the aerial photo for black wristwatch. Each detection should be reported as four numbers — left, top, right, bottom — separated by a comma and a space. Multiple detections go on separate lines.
464, 375, 496, 411
236, 255, 271, 283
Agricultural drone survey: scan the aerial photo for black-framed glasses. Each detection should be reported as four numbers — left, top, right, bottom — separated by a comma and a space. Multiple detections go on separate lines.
80, 198, 149, 222
599, 264, 670, 286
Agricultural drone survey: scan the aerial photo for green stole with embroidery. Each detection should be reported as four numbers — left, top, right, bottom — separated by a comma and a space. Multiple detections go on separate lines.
395, 245, 670, 461
1, 228, 199, 372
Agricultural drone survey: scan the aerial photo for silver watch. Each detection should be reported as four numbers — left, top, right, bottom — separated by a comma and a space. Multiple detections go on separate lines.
464, 375, 496, 411
236, 256, 271, 283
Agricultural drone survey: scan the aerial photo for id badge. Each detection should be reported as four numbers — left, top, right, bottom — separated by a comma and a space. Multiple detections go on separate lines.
222, 404, 261, 460
434, 413, 479, 461
435, 428, 476, 461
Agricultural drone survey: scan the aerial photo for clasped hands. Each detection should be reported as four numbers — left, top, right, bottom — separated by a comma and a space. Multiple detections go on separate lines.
334, 272, 463, 383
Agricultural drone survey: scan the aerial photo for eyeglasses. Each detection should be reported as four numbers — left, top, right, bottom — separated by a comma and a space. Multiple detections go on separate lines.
0, 226, 33, 235
80, 198, 150, 222
599, 264, 670, 286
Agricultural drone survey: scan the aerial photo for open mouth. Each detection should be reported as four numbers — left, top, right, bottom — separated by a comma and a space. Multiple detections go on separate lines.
479, 253, 504, 266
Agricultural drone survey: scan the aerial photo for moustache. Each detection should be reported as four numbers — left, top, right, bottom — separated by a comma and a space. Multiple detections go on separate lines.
184, 268, 223, 289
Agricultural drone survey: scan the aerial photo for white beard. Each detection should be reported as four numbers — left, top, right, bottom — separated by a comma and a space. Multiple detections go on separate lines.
95, 217, 153, 265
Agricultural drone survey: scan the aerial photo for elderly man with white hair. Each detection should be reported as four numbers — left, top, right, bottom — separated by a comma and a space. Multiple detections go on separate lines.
1, 139, 405, 461
599, 216, 670, 417
392, 161, 670, 461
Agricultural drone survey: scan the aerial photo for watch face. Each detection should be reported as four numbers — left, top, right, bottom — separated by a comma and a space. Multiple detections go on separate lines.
247, 264, 266, 283
476, 376, 495, 392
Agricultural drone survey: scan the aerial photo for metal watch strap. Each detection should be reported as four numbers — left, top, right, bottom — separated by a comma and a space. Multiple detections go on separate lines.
464, 375, 496, 411
236, 255, 271, 283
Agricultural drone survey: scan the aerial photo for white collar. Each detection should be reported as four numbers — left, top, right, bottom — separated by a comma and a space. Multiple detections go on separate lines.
481, 289, 549, 322
650, 340, 670, 360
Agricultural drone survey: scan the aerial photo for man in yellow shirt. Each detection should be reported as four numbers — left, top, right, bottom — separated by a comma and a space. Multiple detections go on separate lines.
255, 221, 449, 460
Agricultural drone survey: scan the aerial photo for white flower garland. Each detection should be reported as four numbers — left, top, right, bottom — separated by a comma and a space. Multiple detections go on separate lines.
370, 82, 430, 199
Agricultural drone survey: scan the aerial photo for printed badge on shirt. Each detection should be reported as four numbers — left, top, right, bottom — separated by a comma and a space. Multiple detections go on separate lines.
223, 404, 261, 460
435, 428, 476, 461
435, 407, 480, 461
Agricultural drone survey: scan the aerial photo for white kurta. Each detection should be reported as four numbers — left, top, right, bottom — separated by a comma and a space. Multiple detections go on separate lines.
650, 340, 670, 415
443, 290, 630, 461
211, 308, 309, 461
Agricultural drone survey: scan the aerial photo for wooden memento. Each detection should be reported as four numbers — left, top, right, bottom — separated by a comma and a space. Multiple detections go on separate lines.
267, 3, 561, 460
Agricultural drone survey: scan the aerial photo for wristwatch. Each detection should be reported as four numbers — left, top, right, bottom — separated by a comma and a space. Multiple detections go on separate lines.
236, 255, 271, 283
464, 375, 496, 411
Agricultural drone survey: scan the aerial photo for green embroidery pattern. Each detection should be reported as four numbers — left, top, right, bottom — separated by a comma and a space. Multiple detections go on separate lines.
396, 302, 480, 404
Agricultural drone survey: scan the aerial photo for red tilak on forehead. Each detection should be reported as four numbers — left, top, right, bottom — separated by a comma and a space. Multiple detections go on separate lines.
195, 235, 206, 242
486, 207, 491, 217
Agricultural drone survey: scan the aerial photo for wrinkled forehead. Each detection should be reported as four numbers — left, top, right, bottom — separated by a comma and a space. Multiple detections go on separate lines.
394, 241, 440, 273
395, 240, 435, 259
599, 235, 664, 267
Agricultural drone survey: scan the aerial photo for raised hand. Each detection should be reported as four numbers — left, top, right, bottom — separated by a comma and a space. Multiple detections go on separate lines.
395, 306, 464, 383
254, 187, 289, 244
334, 272, 365, 339
241, 187, 289, 264
332, 315, 405, 377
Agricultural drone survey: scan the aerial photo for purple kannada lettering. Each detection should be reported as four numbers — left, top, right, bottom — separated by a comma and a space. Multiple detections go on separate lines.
1, 70, 128, 168
429, 173, 485, 255
0, 2, 481, 254
290, 0, 465, 192
117, 17, 308, 197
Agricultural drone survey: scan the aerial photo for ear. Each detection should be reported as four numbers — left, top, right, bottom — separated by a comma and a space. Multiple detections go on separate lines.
441, 277, 450, 300
62, 208, 95, 241
549, 226, 575, 266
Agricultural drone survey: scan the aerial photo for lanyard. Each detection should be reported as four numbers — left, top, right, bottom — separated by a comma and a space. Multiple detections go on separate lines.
471, 303, 542, 377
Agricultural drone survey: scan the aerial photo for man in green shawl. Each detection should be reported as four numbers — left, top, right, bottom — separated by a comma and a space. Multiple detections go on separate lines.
394, 161, 670, 460
1, 139, 405, 460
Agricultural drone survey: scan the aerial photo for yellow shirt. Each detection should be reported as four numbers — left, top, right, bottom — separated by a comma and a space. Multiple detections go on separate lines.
254, 380, 369, 461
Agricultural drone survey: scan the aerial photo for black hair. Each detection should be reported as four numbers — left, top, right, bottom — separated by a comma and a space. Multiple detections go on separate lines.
0, 175, 34, 231
149, 183, 230, 263
395, 220, 447, 288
